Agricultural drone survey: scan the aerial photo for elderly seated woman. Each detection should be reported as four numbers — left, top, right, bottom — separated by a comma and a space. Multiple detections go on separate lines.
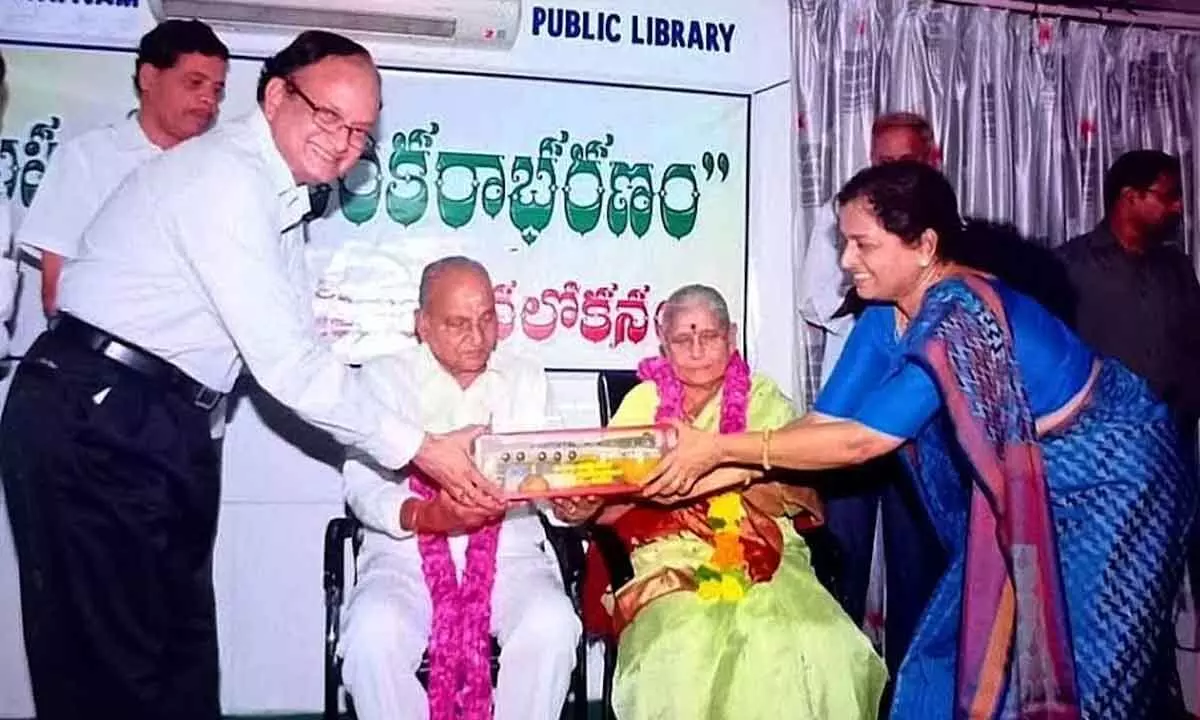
552, 284, 886, 720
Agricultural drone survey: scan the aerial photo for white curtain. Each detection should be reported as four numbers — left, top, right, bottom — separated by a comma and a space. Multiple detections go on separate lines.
790, 0, 1200, 405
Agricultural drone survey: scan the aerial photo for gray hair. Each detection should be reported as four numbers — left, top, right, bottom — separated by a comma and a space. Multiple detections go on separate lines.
659, 284, 731, 334
417, 255, 491, 308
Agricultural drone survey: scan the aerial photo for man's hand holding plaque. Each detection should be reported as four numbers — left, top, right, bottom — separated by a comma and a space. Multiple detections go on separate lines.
412, 425, 505, 513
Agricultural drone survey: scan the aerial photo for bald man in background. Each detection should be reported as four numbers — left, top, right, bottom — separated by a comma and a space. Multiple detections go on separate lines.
800, 112, 948, 703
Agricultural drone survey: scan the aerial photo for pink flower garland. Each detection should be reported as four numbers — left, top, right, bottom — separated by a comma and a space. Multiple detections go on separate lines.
637, 350, 750, 434
411, 473, 500, 720
405, 352, 750, 720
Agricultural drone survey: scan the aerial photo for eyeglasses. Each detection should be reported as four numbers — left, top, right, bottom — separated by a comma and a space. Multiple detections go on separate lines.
666, 330, 726, 352
285, 77, 376, 153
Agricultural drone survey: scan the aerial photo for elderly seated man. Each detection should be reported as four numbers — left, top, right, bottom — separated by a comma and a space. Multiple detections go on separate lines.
338, 255, 581, 720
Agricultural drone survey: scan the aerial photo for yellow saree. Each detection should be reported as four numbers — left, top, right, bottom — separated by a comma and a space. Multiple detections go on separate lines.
606, 373, 887, 720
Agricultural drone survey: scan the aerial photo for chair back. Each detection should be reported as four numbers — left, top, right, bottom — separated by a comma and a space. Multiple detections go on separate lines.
590, 370, 643, 592
596, 370, 641, 426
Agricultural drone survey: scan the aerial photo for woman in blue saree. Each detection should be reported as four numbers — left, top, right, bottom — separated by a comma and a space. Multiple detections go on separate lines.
642, 161, 1196, 719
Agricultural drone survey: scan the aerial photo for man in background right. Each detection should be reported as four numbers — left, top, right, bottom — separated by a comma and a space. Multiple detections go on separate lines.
1057, 151, 1200, 669
1057, 150, 1200, 437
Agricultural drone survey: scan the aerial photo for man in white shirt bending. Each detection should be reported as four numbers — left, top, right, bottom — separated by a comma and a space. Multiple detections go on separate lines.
17, 19, 229, 316
339, 255, 581, 720
0, 31, 498, 720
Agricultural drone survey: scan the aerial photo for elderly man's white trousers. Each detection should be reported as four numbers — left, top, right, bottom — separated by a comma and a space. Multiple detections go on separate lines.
339, 532, 581, 720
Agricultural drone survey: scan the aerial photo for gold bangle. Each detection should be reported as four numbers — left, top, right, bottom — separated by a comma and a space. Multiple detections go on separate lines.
761, 428, 773, 471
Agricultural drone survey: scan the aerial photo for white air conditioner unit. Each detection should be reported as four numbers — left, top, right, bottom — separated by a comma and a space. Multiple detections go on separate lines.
148, 0, 521, 50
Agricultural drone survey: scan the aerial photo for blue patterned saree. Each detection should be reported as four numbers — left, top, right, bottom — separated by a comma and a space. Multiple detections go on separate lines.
822, 276, 1197, 719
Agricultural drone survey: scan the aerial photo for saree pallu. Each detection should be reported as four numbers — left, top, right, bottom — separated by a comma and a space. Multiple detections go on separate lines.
581, 484, 806, 638
891, 278, 1197, 719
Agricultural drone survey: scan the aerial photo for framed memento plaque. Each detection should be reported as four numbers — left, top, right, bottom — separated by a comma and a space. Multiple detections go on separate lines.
474, 425, 670, 500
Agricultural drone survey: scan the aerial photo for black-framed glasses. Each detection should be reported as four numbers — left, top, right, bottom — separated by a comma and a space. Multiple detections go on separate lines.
285, 77, 376, 153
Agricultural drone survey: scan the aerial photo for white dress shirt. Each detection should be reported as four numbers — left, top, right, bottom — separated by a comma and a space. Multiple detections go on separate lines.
17, 113, 160, 260
799, 200, 855, 387
0, 200, 17, 355
345, 343, 554, 565
338, 344, 580, 720
57, 109, 423, 470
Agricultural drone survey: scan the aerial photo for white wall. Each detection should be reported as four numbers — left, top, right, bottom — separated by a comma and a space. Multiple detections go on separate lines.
0, 1, 795, 715
747, 80, 799, 392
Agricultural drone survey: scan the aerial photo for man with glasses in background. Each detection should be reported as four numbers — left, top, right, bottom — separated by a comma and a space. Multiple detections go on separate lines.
1057, 149, 1200, 431
0, 30, 502, 720
1057, 152, 1200, 689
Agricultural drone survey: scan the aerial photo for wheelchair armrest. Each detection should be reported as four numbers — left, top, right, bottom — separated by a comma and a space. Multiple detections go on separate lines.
323, 514, 362, 720
323, 516, 362, 599
542, 520, 585, 567
539, 517, 587, 603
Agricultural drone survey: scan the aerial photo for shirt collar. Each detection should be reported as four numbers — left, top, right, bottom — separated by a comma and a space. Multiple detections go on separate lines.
244, 108, 311, 231
115, 111, 159, 152
1086, 221, 1175, 258
1087, 221, 1120, 248
415, 342, 504, 390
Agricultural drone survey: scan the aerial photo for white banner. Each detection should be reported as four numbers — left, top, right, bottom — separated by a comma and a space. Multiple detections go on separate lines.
1, 45, 749, 369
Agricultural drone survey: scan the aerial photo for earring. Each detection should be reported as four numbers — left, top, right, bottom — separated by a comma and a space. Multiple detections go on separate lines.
919, 258, 930, 269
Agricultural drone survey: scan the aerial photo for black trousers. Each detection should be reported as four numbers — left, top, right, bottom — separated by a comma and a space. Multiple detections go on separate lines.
822, 455, 947, 686
0, 330, 222, 720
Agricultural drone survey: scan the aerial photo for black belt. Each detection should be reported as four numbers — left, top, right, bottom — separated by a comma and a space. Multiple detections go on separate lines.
47, 314, 226, 411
